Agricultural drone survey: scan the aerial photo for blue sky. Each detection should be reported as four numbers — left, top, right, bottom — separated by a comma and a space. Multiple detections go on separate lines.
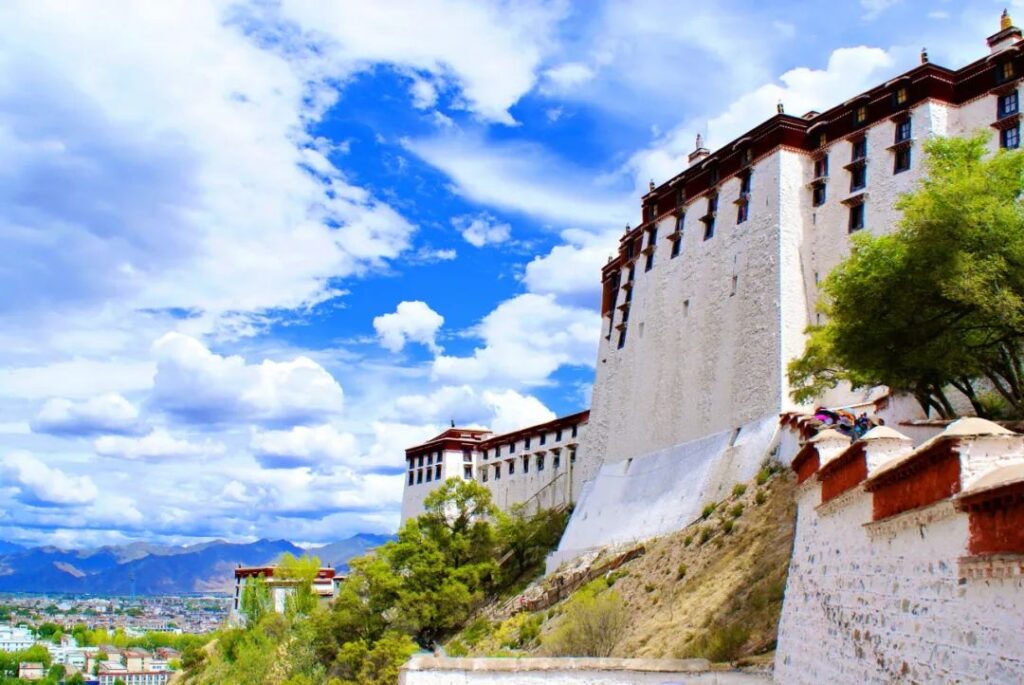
0, 0, 1012, 547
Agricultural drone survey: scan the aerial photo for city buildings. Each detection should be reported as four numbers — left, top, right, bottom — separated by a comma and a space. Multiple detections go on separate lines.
0, 624, 34, 652
400, 411, 588, 523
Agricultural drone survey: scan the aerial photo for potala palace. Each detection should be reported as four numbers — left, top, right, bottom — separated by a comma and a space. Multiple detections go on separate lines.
400, 13, 1024, 684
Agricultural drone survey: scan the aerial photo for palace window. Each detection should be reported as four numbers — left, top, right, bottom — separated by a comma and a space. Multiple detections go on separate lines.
426, 454, 433, 466
425, 469, 432, 483
850, 165, 867, 192
493, 446, 500, 458
1002, 124, 1021, 149
894, 147, 911, 174
848, 202, 865, 232
508, 461, 515, 476
482, 470, 488, 483
417, 455, 424, 468
483, 449, 489, 461
893, 86, 908, 107
417, 471, 423, 484
671, 214, 684, 258
571, 424, 578, 438
854, 105, 868, 125
435, 464, 441, 479
408, 472, 414, 486
999, 91, 1020, 119
708, 163, 719, 185
998, 60, 1017, 84
852, 137, 867, 160
817, 132, 827, 148
525, 436, 531, 449
522, 455, 529, 473
644, 226, 657, 272
463, 449, 473, 462
540, 432, 547, 446
813, 155, 828, 179
494, 465, 500, 480
895, 119, 912, 143
812, 182, 827, 207
553, 453, 561, 469
510, 441, 516, 453
570, 447, 577, 463
702, 194, 718, 240
616, 326, 627, 349
408, 459, 414, 471
537, 454, 546, 471
463, 465, 472, 479
737, 202, 748, 224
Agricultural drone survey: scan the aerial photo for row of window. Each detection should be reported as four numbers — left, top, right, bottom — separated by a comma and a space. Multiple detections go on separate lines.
483, 424, 579, 459
409, 450, 444, 470
479, 449, 577, 482
408, 464, 444, 485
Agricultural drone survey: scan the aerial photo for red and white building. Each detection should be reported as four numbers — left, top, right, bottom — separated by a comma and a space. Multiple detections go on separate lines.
400, 411, 589, 522
231, 565, 345, 622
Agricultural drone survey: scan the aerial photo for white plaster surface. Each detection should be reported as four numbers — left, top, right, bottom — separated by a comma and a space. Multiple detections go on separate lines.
775, 430, 1024, 684
549, 415, 780, 572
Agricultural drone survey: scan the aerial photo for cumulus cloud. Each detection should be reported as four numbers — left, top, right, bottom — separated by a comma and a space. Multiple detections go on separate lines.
94, 429, 223, 460
522, 228, 620, 305
0, 452, 97, 507
150, 332, 344, 425
453, 213, 512, 248
30, 393, 141, 436
373, 301, 444, 354
542, 62, 596, 91
392, 385, 556, 434
250, 424, 360, 469
432, 294, 599, 387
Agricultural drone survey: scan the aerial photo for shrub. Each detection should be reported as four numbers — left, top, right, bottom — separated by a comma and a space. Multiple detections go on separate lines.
542, 591, 627, 657
700, 502, 717, 519
445, 639, 468, 657
729, 503, 744, 519
644, 583, 656, 593
721, 519, 735, 535
676, 564, 688, 580
755, 468, 771, 486
754, 490, 767, 505
683, 535, 693, 546
731, 483, 747, 497
681, 623, 751, 663
699, 527, 713, 545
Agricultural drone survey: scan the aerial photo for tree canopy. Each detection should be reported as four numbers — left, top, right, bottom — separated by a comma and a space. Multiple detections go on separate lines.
789, 132, 1024, 418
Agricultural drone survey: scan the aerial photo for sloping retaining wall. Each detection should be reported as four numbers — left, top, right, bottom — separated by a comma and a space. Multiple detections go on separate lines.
775, 419, 1024, 684
548, 414, 781, 572
398, 657, 770, 685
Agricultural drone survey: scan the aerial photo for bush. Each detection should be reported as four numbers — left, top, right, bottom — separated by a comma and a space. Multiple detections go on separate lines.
542, 591, 627, 657
731, 483, 747, 497
683, 535, 693, 546
644, 583, 656, 593
729, 503, 744, 519
699, 527, 713, 545
721, 519, 735, 535
755, 490, 767, 505
700, 502, 717, 519
676, 564, 688, 580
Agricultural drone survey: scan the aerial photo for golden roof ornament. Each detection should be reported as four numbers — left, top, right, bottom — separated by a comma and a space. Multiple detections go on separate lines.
920, 47, 929, 64
776, 100, 785, 114
1002, 8, 1013, 31
649, 179, 655, 192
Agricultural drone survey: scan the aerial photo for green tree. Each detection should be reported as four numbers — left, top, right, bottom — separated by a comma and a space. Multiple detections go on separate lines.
66, 672, 86, 685
277, 553, 323, 618
790, 132, 1024, 417
240, 573, 272, 626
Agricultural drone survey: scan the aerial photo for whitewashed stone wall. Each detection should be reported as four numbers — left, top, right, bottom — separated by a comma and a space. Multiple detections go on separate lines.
399, 657, 770, 685
775, 426, 1024, 684
549, 415, 780, 572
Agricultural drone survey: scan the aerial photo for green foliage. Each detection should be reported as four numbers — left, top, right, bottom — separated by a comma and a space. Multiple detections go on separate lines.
240, 573, 272, 626
680, 622, 751, 663
721, 519, 735, 535
698, 527, 713, 545
789, 133, 1024, 418
495, 504, 570, 586
755, 490, 767, 506
731, 483, 747, 497
676, 563, 688, 580
683, 535, 693, 547
542, 587, 627, 657
729, 503, 744, 519
700, 502, 717, 520
333, 631, 417, 685
278, 552, 323, 617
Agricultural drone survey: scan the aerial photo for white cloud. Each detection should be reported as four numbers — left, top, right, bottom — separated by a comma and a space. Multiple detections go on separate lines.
0, 359, 155, 400
0, 451, 97, 506
391, 385, 556, 435
453, 213, 512, 248
543, 62, 596, 91
250, 424, 360, 469
409, 76, 438, 109
94, 429, 223, 460
150, 332, 344, 424
277, 0, 567, 124
861, 0, 901, 20
403, 132, 633, 228
373, 301, 445, 354
432, 293, 598, 387
482, 389, 556, 433
31, 393, 141, 436
626, 46, 897, 191
522, 228, 619, 304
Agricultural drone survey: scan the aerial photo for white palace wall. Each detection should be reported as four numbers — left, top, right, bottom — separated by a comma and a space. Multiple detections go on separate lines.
774, 420, 1024, 684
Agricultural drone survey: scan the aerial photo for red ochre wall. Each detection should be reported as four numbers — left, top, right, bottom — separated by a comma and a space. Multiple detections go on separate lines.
871, 445, 961, 520
968, 498, 1024, 555
794, 451, 820, 484
821, 453, 867, 503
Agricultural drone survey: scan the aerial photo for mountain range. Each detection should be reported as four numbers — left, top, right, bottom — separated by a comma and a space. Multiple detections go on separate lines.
0, 534, 392, 595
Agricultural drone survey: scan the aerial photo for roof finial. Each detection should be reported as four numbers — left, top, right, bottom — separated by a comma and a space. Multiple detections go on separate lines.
695, 132, 703, 150
920, 46, 929, 64
776, 100, 785, 114
648, 179, 655, 192
1002, 8, 1013, 31
624, 223, 631, 233
450, 419, 455, 427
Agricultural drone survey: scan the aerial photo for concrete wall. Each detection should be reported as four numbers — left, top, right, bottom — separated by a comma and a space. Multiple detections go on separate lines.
398, 657, 769, 685
549, 414, 781, 572
775, 422, 1024, 684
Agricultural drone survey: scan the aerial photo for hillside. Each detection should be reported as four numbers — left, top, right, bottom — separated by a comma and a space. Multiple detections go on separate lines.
450, 465, 797, 663
0, 535, 391, 595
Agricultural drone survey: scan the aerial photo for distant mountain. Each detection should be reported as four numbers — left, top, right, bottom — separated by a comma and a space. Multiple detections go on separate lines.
0, 534, 391, 595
